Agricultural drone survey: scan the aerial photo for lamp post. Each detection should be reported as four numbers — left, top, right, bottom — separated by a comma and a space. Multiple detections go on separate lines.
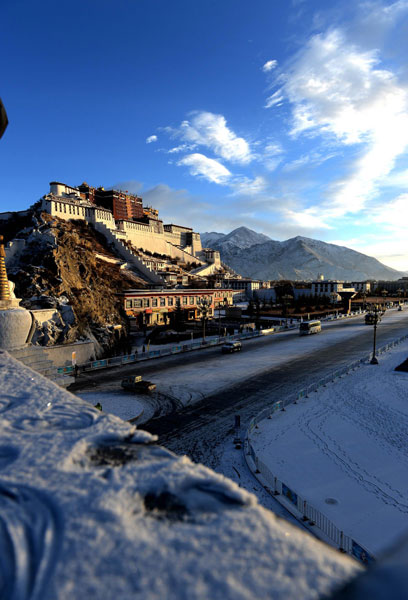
218, 296, 227, 341
381, 289, 388, 310
397, 288, 403, 307
370, 303, 381, 365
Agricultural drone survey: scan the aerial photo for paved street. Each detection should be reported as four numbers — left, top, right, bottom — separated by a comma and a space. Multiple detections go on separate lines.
73, 311, 408, 469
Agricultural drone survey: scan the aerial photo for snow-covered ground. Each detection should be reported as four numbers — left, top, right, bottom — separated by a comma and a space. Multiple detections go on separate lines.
78, 311, 405, 424
0, 350, 361, 599
79, 390, 146, 421
250, 339, 408, 557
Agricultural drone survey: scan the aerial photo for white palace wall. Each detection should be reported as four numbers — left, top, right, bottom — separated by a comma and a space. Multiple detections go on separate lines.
42, 197, 205, 266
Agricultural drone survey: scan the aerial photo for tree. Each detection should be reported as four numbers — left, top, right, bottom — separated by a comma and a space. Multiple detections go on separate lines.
173, 298, 184, 333
197, 296, 212, 341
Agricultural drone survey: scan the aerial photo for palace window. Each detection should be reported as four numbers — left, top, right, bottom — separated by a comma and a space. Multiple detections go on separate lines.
183, 297, 188, 305
142, 298, 150, 308
152, 298, 158, 307
160, 298, 166, 307
133, 299, 142, 308
189, 297, 195, 304
168, 297, 174, 306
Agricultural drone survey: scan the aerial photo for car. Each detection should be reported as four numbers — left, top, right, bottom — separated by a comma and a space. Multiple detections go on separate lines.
121, 375, 156, 393
221, 341, 242, 353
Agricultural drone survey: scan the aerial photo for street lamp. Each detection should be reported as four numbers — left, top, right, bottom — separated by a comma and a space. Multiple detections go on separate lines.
369, 303, 381, 365
397, 288, 403, 307
218, 296, 228, 341
381, 289, 388, 310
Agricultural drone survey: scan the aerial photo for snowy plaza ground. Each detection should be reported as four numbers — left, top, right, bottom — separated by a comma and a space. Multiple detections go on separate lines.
250, 338, 408, 557
78, 312, 386, 423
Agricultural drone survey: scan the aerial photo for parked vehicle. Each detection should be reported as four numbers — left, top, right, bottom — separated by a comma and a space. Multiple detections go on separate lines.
221, 341, 242, 353
121, 375, 156, 393
299, 320, 321, 335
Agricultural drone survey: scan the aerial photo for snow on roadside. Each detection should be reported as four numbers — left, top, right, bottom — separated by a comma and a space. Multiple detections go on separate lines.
250, 339, 408, 556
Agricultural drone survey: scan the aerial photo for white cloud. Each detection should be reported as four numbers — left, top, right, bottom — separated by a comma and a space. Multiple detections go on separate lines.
175, 111, 253, 165
177, 153, 232, 184
282, 150, 336, 172
168, 143, 195, 154
146, 135, 158, 144
265, 90, 285, 108
370, 193, 408, 228
268, 28, 408, 216
262, 142, 284, 171
282, 207, 333, 231
262, 60, 278, 73
230, 176, 268, 196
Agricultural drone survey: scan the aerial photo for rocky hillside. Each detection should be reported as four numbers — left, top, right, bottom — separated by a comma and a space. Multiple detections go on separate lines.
203, 229, 406, 281
2, 211, 146, 355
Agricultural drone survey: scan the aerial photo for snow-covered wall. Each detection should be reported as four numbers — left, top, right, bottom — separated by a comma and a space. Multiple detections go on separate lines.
0, 350, 361, 599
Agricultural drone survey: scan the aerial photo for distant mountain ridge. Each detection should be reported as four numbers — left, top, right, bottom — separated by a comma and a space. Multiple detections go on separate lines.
200, 228, 406, 281
201, 227, 271, 250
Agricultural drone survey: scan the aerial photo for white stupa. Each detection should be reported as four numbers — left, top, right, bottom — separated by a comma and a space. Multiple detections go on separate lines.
0, 235, 33, 350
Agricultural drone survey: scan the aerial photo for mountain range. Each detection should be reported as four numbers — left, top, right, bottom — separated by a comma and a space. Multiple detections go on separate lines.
200, 227, 406, 281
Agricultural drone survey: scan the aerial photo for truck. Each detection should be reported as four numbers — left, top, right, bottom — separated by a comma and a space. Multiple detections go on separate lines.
121, 375, 156, 393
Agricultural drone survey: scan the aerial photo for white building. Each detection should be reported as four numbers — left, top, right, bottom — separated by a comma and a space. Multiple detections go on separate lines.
311, 280, 356, 299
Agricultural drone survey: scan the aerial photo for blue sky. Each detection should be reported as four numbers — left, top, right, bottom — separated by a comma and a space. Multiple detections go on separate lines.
1, 0, 408, 270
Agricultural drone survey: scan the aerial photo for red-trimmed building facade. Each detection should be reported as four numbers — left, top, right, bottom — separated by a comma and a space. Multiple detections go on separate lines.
122, 288, 242, 327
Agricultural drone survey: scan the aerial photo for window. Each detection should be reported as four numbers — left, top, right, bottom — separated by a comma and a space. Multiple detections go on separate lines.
133, 299, 142, 308
168, 297, 174, 306
143, 298, 150, 308
160, 297, 166, 307
183, 297, 188, 305
189, 297, 195, 304
152, 298, 158, 307
125, 300, 132, 309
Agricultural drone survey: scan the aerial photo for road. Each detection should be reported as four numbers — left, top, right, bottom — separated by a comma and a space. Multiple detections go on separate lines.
73, 311, 408, 469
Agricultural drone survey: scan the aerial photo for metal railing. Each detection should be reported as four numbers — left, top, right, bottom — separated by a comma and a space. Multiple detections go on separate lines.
245, 331, 408, 564
57, 329, 282, 376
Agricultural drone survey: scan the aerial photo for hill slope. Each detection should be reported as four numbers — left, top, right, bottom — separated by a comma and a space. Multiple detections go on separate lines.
206, 230, 405, 281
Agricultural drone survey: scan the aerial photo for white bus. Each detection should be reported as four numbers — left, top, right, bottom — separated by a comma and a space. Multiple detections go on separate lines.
299, 320, 321, 335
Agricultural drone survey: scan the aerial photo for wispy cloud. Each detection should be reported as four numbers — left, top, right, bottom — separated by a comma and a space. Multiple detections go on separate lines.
230, 176, 268, 196
177, 153, 232, 184
265, 90, 285, 108
168, 143, 195, 154
146, 135, 158, 144
262, 59, 277, 73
